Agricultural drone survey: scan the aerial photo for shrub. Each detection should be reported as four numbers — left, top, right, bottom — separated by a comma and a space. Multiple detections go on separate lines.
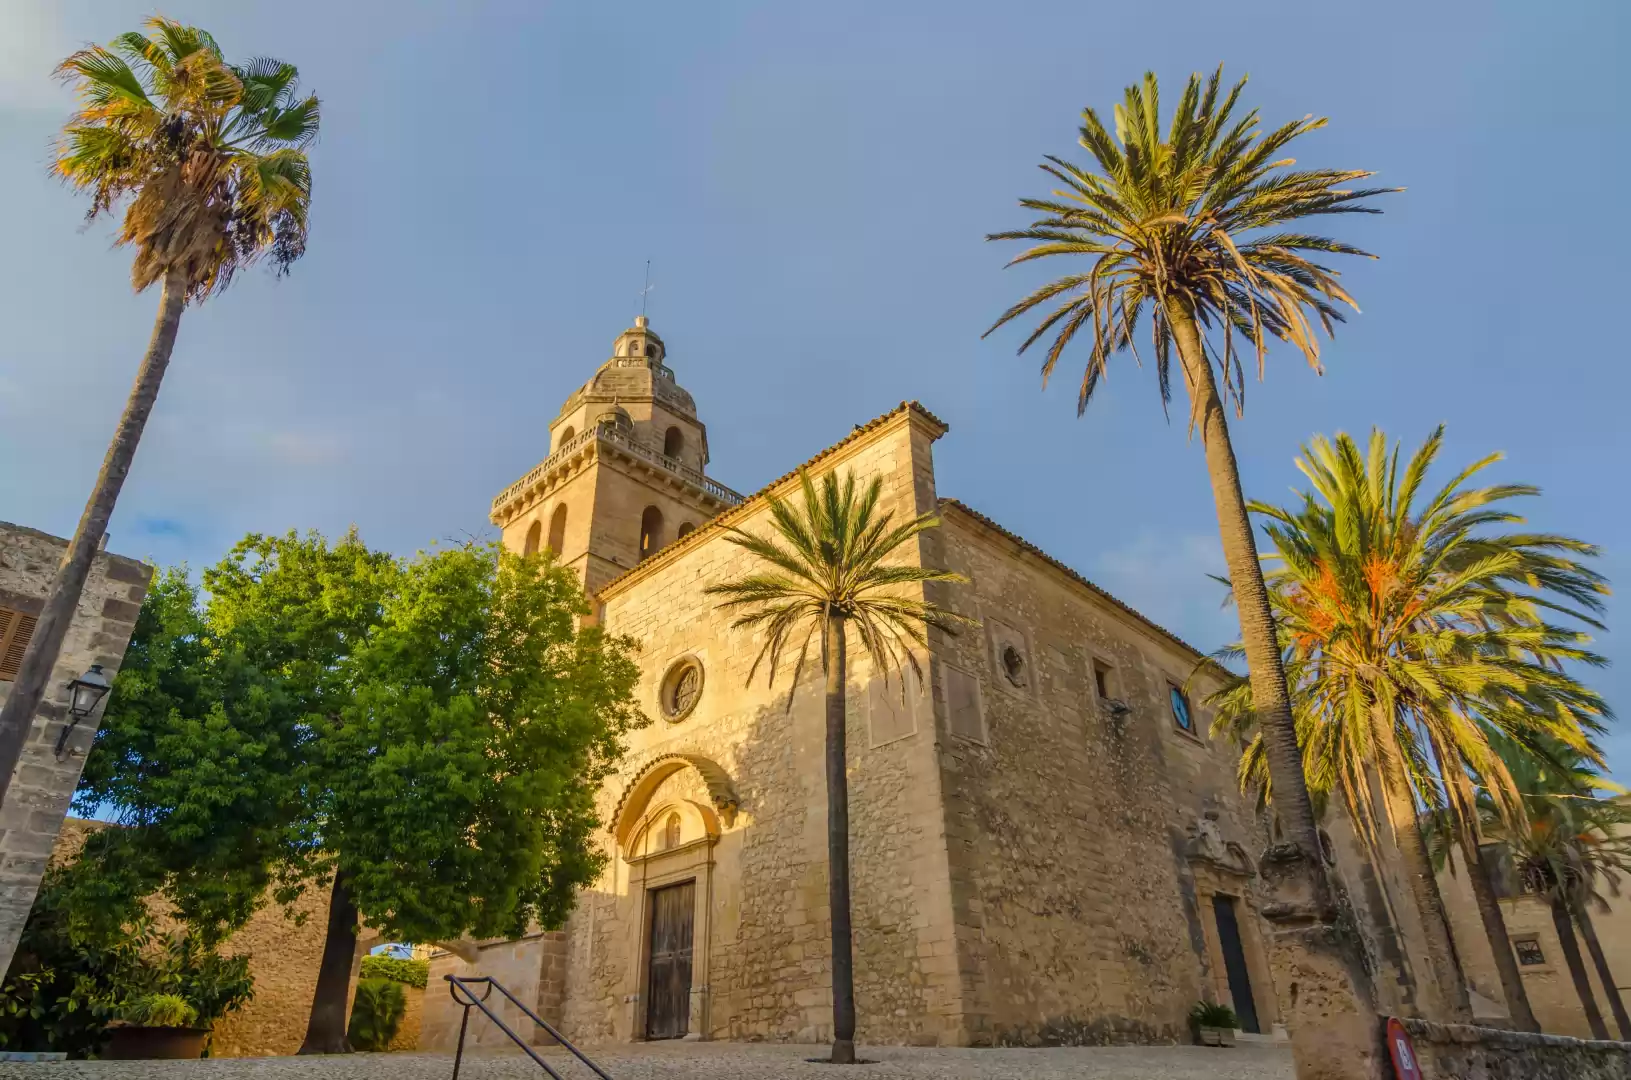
1189, 1000, 1238, 1029
359, 955, 429, 989
0, 865, 255, 1057
347, 978, 406, 1052
121, 993, 199, 1028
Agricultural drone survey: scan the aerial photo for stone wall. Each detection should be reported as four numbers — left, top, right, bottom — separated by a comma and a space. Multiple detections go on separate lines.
0, 522, 151, 977
1401, 1018, 1631, 1079
925, 503, 1279, 1046
421, 933, 568, 1051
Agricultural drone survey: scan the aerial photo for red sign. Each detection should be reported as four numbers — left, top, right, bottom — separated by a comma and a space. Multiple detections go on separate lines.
1386, 1017, 1423, 1080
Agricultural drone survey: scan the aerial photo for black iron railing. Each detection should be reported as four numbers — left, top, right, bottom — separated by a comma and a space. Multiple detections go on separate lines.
444, 974, 614, 1080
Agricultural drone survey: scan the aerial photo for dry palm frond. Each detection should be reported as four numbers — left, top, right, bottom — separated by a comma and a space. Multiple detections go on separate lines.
53, 16, 319, 300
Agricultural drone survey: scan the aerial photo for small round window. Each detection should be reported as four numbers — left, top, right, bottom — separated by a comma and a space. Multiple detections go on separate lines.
660, 657, 704, 722
1001, 644, 1026, 686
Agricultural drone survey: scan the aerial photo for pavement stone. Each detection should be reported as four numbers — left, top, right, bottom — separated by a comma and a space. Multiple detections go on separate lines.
0, 1041, 1294, 1080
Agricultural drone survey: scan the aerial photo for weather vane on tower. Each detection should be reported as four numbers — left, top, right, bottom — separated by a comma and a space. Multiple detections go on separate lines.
639, 259, 655, 319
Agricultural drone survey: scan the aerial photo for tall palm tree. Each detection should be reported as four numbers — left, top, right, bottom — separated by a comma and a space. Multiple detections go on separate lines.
1210, 427, 1610, 1025
985, 66, 1395, 927
706, 469, 971, 1064
1498, 740, 1631, 1039
0, 18, 317, 805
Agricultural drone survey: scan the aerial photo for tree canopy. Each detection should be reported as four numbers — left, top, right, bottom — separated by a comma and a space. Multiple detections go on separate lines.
75, 530, 644, 953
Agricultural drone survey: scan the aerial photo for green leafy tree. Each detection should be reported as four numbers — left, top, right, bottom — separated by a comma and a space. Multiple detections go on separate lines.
705, 470, 971, 1064
0, 18, 318, 798
985, 67, 1395, 941
81, 532, 644, 1054
1211, 428, 1610, 1025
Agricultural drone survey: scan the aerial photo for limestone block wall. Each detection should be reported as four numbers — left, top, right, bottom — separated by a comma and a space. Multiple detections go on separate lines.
555, 409, 965, 1047
421, 933, 568, 1051
922, 505, 1280, 1046
0, 522, 151, 976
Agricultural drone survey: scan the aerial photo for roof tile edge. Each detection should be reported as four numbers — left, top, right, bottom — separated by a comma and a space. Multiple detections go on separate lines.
937, 499, 1225, 671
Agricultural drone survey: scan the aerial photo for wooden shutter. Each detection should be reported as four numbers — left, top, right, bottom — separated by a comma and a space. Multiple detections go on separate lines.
0, 607, 39, 681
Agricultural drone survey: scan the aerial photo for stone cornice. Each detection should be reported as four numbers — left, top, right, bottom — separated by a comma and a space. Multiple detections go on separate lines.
490, 426, 743, 526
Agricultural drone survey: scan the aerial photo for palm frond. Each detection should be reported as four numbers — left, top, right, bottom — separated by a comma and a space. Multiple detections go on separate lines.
989, 66, 1395, 420
709, 470, 975, 697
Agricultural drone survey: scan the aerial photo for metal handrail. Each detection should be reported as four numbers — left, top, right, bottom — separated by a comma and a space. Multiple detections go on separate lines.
445, 974, 614, 1080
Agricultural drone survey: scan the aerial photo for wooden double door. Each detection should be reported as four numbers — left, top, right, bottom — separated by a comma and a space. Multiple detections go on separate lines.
645, 880, 695, 1039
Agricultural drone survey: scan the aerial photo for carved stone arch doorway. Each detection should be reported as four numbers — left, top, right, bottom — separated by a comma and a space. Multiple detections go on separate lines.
611, 754, 740, 1042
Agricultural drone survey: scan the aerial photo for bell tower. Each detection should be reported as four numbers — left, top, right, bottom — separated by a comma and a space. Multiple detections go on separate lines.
490, 317, 743, 595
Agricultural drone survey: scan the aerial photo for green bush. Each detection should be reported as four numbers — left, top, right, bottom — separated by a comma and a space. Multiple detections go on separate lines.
0, 864, 255, 1058
120, 993, 199, 1028
358, 955, 428, 989
347, 978, 407, 1052
1189, 1000, 1238, 1029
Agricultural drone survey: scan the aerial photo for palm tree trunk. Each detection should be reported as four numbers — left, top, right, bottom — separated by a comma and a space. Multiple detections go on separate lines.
299, 871, 359, 1054
1572, 898, 1631, 1039
0, 266, 186, 808
1442, 765, 1539, 1031
1370, 709, 1471, 1021
1551, 894, 1609, 1039
823, 613, 857, 1064
1160, 300, 1332, 902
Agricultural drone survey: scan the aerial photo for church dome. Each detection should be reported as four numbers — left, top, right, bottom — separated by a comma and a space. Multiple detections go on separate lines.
558, 316, 697, 420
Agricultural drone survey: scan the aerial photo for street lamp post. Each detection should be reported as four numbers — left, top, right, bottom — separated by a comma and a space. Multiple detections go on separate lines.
54, 664, 113, 757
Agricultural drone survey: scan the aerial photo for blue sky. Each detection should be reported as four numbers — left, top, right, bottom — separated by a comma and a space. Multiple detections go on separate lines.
2, 2, 1627, 774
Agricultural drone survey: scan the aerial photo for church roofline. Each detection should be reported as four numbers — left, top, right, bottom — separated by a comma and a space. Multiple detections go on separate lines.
591, 400, 1226, 680
594, 401, 947, 601
936, 498, 1224, 671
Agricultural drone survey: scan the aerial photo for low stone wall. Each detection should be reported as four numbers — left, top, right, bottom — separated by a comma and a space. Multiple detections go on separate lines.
1402, 1018, 1631, 1080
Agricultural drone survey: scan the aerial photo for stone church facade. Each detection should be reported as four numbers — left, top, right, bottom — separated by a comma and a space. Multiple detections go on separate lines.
423, 319, 1296, 1050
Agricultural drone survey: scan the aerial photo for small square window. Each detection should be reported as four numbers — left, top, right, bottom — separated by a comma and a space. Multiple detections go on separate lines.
1092, 659, 1113, 700
1168, 684, 1194, 733
1514, 938, 1546, 966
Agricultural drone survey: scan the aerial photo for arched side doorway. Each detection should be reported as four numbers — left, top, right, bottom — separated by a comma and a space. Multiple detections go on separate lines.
611, 755, 739, 1043
1184, 815, 1278, 1035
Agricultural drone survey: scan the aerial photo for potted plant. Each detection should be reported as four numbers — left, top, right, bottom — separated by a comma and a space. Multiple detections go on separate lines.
1189, 1000, 1239, 1047
100, 938, 254, 1060
103, 994, 209, 1060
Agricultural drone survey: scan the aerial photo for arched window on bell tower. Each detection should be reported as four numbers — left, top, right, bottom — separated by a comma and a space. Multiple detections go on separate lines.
548, 505, 568, 556
640, 506, 664, 561
664, 426, 684, 459
523, 521, 541, 556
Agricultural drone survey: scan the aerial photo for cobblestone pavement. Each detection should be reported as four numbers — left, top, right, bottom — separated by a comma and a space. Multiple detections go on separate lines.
0, 1041, 1293, 1080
